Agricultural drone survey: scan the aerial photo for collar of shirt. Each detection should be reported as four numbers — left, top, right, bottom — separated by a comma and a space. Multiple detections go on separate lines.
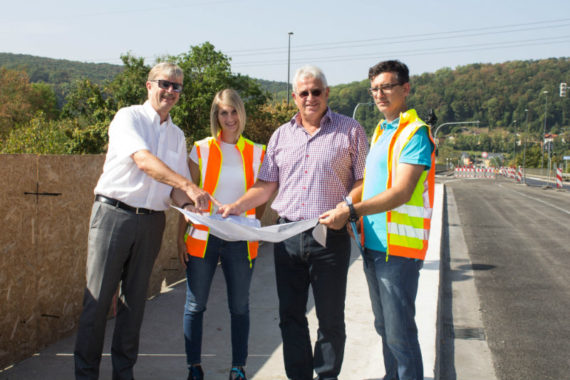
381, 117, 400, 131
291, 107, 334, 132
142, 100, 172, 128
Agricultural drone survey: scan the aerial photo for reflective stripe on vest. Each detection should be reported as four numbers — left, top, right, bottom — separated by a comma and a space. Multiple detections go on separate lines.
362, 109, 435, 260
185, 134, 265, 263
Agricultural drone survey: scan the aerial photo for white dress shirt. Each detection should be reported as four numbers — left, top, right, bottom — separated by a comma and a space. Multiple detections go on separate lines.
94, 101, 190, 211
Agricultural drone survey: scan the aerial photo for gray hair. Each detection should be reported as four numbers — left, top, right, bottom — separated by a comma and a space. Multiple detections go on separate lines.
293, 65, 328, 92
148, 62, 184, 82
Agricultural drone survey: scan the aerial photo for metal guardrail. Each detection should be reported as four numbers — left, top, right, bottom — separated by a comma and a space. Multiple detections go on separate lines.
524, 168, 569, 181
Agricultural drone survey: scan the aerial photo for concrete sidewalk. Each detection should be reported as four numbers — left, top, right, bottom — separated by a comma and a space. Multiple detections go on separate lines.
0, 184, 443, 380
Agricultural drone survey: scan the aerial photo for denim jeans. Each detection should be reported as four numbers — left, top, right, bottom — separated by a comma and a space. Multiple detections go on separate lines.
183, 235, 254, 367
274, 220, 351, 380
362, 249, 423, 380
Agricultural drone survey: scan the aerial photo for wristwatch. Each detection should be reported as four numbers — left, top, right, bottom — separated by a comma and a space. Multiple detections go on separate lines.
344, 196, 358, 222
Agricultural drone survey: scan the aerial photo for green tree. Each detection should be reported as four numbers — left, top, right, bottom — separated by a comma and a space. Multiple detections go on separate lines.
106, 53, 149, 109
29, 82, 59, 120
0, 68, 34, 137
61, 79, 112, 125
167, 42, 269, 142
1, 113, 72, 154
246, 100, 297, 145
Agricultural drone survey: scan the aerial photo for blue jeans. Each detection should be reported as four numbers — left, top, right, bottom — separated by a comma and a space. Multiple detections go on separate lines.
362, 249, 423, 380
183, 235, 254, 367
274, 220, 351, 380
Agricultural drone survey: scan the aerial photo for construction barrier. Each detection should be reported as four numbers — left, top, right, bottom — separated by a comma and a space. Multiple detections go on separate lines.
516, 166, 522, 183
556, 167, 563, 189
454, 166, 496, 179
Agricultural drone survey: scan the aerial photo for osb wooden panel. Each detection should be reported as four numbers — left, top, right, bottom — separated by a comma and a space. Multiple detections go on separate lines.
35, 155, 105, 348
0, 154, 278, 369
0, 155, 40, 366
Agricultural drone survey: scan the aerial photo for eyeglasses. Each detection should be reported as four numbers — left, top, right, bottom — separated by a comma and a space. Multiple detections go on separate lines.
150, 79, 183, 93
368, 83, 402, 96
296, 89, 323, 98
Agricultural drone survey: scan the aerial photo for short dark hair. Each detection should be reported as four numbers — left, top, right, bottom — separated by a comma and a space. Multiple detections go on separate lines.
368, 60, 409, 84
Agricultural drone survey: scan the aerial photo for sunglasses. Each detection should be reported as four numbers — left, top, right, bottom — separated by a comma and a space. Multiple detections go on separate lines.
296, 89, 323, 98
151, 79, 183, 93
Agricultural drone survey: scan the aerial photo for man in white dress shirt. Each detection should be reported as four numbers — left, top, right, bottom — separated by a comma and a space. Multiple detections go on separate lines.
74, 62, 211, 380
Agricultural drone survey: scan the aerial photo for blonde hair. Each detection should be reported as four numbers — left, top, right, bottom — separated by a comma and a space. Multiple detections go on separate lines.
148, 62, 183, 82
210, 89, 246, 137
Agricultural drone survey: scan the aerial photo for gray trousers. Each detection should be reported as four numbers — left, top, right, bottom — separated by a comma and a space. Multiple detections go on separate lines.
74, 201, 165, 380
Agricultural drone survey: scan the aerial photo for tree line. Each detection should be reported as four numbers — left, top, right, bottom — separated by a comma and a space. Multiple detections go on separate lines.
0, 44, 295, 154
0, 48, 568, 167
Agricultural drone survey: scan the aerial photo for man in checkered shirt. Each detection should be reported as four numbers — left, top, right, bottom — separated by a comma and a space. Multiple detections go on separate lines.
220, 65, 368, 380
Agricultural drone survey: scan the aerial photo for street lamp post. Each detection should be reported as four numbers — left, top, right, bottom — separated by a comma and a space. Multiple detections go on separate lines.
513, 119, 517, 163
522, 109, 529, 184
352, 102, 373, 121
433, 121, 480, 142
287, 32, 294, 107
540, 90, 548, 169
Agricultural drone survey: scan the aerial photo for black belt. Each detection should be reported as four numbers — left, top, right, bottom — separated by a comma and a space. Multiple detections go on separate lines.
95, 195, 157, 214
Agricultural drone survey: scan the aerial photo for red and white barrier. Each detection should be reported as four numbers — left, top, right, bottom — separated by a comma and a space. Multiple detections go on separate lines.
556, 167, 563, 189
454, 166, 496, 179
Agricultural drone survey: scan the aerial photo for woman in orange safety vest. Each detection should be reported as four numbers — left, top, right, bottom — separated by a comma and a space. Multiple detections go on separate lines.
177, 89, 265, 380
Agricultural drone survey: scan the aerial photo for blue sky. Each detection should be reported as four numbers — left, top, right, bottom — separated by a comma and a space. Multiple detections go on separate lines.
1, 0, 569, 85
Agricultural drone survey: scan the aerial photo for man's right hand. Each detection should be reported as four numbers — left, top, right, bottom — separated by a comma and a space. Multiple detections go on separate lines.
185, 183, 219, 211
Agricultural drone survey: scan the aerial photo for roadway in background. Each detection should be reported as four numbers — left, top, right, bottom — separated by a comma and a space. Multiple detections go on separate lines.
440, 175, 570, 380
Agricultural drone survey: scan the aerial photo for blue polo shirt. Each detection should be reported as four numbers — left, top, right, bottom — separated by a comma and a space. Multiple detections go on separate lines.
362, 117, 433, 252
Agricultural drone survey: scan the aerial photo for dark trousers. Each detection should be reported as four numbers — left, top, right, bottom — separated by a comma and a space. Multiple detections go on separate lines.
74, 201, 165, 380
274, 221, 351, 380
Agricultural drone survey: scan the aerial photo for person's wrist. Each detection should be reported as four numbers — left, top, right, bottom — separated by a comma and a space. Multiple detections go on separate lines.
344, 197, 358, 222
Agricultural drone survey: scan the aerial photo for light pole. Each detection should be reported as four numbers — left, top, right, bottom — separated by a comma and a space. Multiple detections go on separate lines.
287, 32, 294, 107
522, 109, 529, 184
512, 119, 517, 163
352, 102, 373, 121
433, 121, 480, 142
540, 90, 548, 169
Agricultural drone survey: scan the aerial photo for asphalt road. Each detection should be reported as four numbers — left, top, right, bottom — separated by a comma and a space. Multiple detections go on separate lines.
523, 175, 570, 190
443, 176, 570, 380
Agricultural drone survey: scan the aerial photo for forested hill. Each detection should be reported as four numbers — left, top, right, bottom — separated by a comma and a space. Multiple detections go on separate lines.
330, 58, 569, 135
0, 52, 124, 107
0, 52, 123, 84
1, 52, 568, 136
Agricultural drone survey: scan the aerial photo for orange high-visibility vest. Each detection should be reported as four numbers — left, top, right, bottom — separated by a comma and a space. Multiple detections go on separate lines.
361, 109, 435, 260
185, 134, 265, 262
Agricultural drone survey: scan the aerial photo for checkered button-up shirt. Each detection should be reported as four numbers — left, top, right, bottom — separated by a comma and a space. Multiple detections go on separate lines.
258, 108, 369, 221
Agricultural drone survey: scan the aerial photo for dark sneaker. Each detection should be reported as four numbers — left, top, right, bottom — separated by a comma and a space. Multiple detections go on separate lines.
188, 364, 204, 380
229, 366, 247, 380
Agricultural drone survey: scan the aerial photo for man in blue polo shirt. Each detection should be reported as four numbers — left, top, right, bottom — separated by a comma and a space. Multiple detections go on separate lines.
319, 60, 435, 380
